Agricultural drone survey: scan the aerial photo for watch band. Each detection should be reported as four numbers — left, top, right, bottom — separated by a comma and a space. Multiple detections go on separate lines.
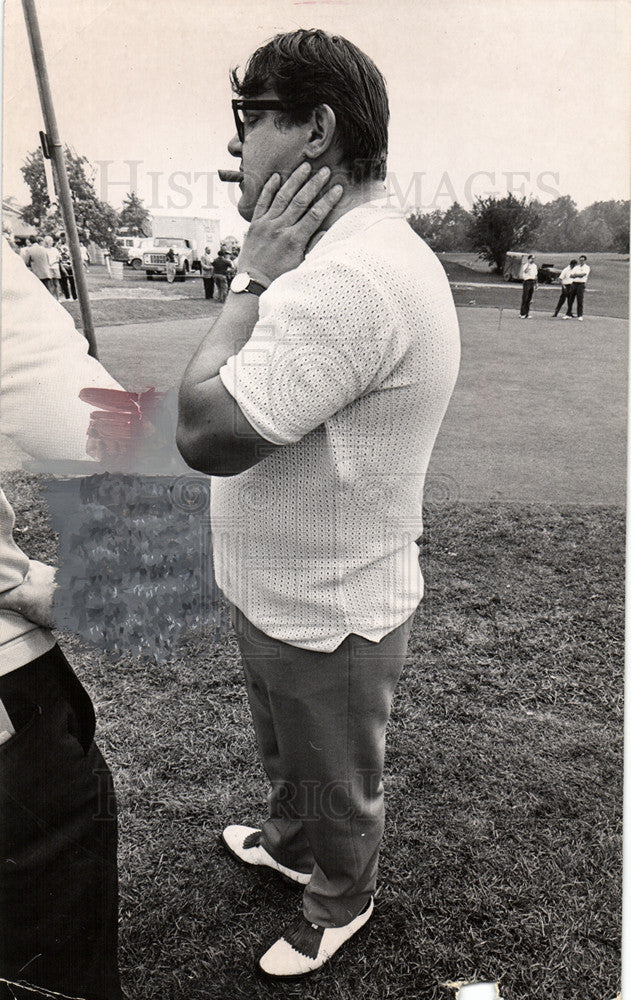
232, 272, 268, 296
243, 279, 267, 296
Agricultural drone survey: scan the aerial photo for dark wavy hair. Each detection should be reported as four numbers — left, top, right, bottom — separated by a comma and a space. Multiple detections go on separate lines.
230, 29, 389, 182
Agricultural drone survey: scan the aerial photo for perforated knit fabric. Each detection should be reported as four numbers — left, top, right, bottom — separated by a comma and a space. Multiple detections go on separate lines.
212, 201, 460, 651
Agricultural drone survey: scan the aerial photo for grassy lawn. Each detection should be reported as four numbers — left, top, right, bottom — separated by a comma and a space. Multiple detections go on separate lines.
61, 266, 222, 327
429, 308, 627, 506
60, 253, 629, 328
2, 248, 625, 997
64, 295, 221, 327
3, 472, 623, 1000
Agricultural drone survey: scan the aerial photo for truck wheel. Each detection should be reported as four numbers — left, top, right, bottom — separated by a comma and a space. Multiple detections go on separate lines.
503, 273, 512, 282
131, 257, 143, 270
146, 274, 153, 280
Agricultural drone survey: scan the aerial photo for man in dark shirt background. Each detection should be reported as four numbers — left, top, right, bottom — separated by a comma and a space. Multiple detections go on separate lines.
211, 250, 231, 302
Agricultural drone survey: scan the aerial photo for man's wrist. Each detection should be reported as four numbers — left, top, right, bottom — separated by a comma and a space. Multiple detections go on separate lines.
231, 271, 270, 296
235, 266, 271, 289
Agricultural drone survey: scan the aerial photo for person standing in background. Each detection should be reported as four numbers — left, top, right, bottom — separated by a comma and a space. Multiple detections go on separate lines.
43, 235, 62, 300
553, 258, 577, 318
22, 235, 53, 293
165, 246, 177, 283
80, 241, 90, 271
566, 255, 590, 320
57, 235, 77, 300
519, 254, 538, 318
200, 246, 215, 300
211, 249, 231, 302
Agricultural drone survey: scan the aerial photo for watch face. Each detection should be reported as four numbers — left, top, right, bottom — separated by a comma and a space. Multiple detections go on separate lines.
232, 272, 249, 292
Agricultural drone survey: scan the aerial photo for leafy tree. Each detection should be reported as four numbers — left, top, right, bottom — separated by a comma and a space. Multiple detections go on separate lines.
21, 146, 120, 252
119, 191, 152, 237
437, 202, 473, 252
408, 204, 474, 252
468, 193, 540, 272
574, 200, 629, 252
532, 195, 579, 251
407, 208, 444, 248
613, 224, 630, 254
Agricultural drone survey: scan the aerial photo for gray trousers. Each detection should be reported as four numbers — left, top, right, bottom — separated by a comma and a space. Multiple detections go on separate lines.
230, 604, 413, 927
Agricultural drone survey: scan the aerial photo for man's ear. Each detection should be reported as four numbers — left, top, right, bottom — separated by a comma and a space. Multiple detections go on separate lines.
304, 104, 337, 161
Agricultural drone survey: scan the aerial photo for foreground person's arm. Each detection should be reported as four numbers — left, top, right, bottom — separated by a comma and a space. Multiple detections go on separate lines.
1, 238, 124, 461
0, 490, 56, 629
177, 164, 342, 476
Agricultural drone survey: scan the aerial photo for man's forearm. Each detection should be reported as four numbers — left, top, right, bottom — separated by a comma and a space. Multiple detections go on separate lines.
181, 291, 260, 387
176, 291, 268, 475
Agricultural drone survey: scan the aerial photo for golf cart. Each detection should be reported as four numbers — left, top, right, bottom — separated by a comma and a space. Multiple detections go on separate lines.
503, 252, 527, 282
537, 263, 562, 284
504, 252, 561, 284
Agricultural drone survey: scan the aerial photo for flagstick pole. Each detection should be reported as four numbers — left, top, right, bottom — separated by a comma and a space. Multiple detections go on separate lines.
21, 0, 98, 358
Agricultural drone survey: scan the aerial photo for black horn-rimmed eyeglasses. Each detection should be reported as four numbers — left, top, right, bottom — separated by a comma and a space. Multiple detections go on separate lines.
232, 99, 286, 143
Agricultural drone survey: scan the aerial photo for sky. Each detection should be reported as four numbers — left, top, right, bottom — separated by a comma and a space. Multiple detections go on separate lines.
1, 0, 630, 242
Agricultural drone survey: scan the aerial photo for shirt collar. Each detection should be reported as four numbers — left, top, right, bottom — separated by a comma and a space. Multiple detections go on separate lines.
307, 197, 404, 260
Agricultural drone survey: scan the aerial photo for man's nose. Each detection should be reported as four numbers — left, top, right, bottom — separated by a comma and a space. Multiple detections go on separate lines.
227, 133, 242, 158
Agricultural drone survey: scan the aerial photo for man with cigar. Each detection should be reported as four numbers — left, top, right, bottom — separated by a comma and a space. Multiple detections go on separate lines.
178, 29, 460, 978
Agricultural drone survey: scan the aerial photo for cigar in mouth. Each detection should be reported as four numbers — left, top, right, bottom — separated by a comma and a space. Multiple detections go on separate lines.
218, 169, 243, 183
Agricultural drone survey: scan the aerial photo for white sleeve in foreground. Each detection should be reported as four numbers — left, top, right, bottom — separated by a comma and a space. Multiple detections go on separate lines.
1, 239, 123, 460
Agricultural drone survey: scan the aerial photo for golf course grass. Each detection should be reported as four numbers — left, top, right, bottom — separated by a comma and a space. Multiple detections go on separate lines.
1, 258, 625, 998
1, 472, 622, 1000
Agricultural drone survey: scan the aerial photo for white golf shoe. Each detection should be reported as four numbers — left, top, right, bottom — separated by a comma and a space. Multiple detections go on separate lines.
221, 824, 311, 885
259, 897, 374, 978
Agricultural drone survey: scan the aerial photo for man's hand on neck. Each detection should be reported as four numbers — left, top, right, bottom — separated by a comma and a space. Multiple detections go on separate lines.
178, 162, 344, 475
304, 175, 387, 253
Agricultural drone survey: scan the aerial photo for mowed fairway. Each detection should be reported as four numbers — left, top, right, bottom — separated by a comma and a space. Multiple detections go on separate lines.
429, 306, 627, 505
2, 298, 627, 507
65, 300, 629, 507
0, 270, 625, 999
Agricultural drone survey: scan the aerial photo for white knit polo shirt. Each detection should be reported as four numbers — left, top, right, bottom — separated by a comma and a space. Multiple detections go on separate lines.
212, 201, 460, 651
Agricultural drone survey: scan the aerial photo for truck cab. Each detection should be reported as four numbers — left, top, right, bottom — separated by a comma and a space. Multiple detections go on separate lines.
142, 237, 194, 280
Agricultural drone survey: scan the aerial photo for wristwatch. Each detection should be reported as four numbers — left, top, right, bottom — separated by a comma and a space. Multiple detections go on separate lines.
230, 272, 268, 296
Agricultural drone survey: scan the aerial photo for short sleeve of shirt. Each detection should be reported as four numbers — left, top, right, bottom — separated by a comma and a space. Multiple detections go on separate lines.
219, 259, 397, 445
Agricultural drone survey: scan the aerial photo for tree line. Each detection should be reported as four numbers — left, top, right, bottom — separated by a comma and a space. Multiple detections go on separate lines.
408, 193, 630, 271
18, 145, 629, 272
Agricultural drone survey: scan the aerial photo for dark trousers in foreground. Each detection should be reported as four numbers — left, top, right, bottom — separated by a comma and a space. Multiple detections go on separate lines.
202, 276, 214, 300
520, 279, 535, 317
553, 285, 573, 316
231, 604, 413, 928
567, 282, 585, 317
0, 645, 122, 1000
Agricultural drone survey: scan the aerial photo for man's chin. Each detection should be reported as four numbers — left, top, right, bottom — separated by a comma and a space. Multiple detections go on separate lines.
237, 191, 256, 223
238, 203, 255, 223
